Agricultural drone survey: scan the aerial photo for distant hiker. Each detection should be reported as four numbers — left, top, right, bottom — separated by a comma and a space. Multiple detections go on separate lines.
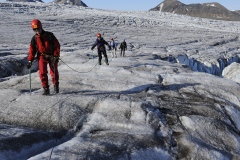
27, 19, 61, 95
119, 39, 127, 57
110, 38, 117, 58
91, 33, 111, 65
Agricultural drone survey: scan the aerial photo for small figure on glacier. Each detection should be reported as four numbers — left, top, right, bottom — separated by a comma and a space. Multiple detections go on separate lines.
119, 39, 127, 57
110, 38, 117, 58
27, 19, 61, 95
91, 33, 111, 65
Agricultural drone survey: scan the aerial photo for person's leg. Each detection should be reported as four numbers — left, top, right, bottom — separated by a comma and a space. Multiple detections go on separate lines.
114, 48, 117, 57
111, 49, 114, 58
98, 50, 102, 65
103, 50, 109, 65
49, 61, 59, 93
38, 56, 50, 95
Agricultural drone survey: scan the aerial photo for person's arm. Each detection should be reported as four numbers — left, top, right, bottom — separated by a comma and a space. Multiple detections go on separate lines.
91, 40, 97, 50
27, 36, 37, 62
104, 40, 111, 49
119, 43, 122, 49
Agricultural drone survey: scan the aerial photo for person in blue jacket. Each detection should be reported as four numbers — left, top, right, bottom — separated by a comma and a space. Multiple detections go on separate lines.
91, 33, 111, 65
110, 38, 117, 58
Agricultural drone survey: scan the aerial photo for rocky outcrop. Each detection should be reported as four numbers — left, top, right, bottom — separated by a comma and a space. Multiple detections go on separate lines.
150, 0, 240, 21
54, 0, 87, 6
222, 62, 240, 83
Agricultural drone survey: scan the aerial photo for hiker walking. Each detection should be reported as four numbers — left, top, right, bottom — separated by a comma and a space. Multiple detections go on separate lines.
110, 38, 117, 58
91, 33, 111, 65
119, 39, 127, 57
27, 19, 61, 95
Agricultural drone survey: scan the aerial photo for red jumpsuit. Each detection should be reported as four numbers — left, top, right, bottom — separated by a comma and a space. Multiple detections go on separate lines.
28, 30, 60, 88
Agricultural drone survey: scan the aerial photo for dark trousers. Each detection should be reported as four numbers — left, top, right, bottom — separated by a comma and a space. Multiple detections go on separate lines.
98, 50, 108, 62
120, 48, 126, 57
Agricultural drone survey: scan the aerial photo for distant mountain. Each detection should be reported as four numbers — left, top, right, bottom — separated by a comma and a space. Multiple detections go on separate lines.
6, 0, 43, 2
54, 0, 87, 6
150, 0, 240, 21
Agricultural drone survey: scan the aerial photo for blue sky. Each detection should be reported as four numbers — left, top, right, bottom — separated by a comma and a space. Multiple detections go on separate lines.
0, 0, 239, 11
82, 0, 240, 11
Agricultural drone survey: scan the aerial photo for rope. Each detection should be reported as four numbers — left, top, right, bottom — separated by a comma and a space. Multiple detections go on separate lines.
47, 57, 99, 158
59, 57, 99, 74
25, 55, 98, 159
48, 56, 99, 159
92, 50, 94, 62
49, 61, 60, 160
48, 102, 61, 160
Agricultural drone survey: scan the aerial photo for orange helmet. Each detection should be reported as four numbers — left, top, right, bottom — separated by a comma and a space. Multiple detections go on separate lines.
97, 33, 101, 37
31, 19, 42, 29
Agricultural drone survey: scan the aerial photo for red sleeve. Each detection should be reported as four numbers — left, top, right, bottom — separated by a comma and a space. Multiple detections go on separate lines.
28, 40, 36, 62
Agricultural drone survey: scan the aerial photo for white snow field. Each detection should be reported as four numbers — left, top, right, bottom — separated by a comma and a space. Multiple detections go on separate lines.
0, 2, 240, 160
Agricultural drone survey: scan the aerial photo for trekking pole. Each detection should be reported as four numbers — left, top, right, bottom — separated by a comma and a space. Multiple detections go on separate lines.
91, 50, 94, 62
29, 68, 32, 94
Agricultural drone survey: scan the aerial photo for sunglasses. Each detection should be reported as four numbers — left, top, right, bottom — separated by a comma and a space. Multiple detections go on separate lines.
33, 28, 41, 32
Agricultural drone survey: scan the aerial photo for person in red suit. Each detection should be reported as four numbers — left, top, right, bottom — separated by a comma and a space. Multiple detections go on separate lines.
27, 19, 61, 95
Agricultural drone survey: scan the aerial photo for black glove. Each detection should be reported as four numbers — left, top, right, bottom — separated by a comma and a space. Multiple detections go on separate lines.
52, 56, 59, 64
91, 47, 94, 50
27, 61, 32, 69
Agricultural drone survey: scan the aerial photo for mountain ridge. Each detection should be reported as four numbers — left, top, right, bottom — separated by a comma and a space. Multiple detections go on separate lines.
150, 0, 240, 21
54, 0, 87, 6
7, 0, 44, 2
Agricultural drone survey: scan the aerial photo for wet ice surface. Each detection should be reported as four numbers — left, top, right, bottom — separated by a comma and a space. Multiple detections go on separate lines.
0, 2, 240, 160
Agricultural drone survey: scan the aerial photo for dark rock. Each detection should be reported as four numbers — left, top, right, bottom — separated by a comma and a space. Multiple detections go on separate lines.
54, 0, 88, 6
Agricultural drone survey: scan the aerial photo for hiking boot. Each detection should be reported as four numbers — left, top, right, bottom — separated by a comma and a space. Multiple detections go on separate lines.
54, 84, 59, 94
42, 87, 50, 95
105, 57, 109, 65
